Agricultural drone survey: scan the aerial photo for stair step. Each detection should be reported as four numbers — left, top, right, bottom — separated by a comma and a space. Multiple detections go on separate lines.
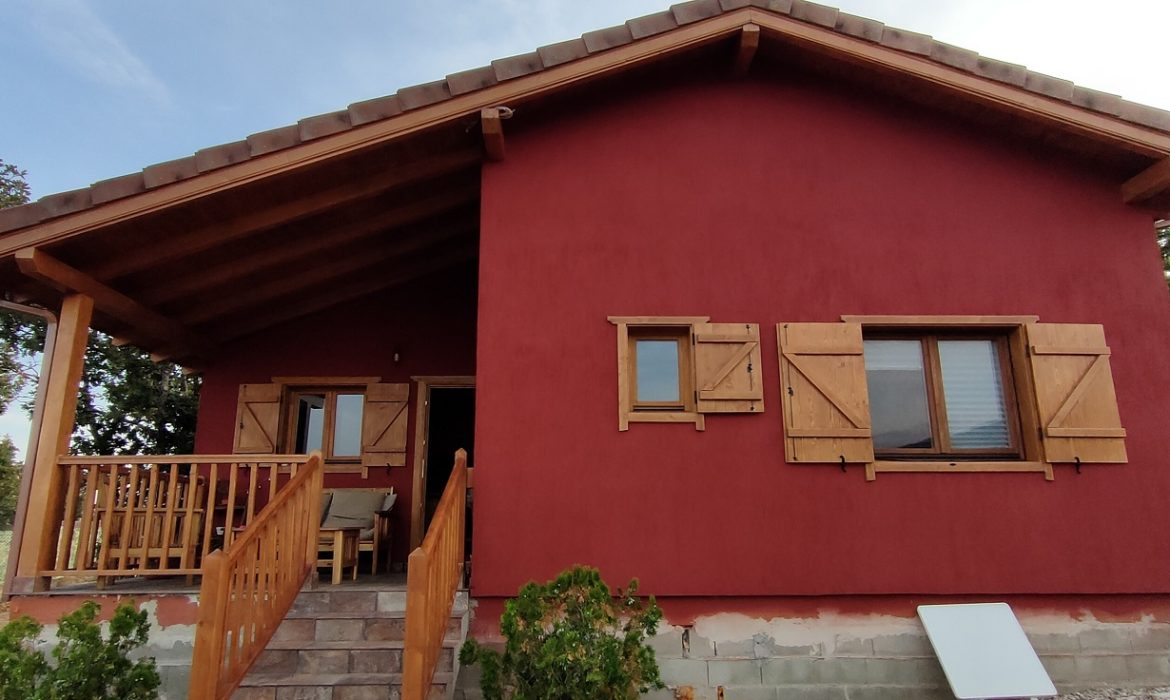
237, 671, 453, 687
265, 639, 461, 651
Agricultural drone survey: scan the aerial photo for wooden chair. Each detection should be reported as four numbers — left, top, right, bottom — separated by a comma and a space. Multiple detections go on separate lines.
319, 488, 395, 575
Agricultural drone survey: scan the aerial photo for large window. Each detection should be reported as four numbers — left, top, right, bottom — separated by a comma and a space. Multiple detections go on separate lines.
863, 334, 1020, 458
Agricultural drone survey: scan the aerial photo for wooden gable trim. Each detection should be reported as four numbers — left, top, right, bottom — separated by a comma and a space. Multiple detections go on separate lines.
15, 248, 215, 360
733, 23, 760, 77
7, 8, 1167, 259
481, 108, 506, 161
748, 11, 1170, 158
841, 315, 1040, 326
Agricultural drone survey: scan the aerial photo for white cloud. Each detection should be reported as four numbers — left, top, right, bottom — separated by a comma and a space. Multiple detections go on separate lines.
19, 0, 170, 105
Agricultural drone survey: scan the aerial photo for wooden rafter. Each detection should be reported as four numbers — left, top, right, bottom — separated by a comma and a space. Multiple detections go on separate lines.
178, 226, 473, 325
6, 6, 1169, 262
733, 24, 760, 77
481, 108, 506, 161
91, 150, 479, 280
15, 248, 215, 360
145, 183, 479, 307
1122, 157, 1170, 204
210, 244, 478, 344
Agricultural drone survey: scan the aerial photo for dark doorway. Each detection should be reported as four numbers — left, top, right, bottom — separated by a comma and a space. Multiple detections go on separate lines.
423, 386, 475, 529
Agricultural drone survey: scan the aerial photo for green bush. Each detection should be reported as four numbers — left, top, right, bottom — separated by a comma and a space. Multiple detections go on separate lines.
0, 600, 160, 700
460, 566, 665, 700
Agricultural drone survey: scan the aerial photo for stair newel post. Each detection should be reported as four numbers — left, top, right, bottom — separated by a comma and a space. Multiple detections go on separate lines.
190, 550, 231, 700
403, 547, 432, 700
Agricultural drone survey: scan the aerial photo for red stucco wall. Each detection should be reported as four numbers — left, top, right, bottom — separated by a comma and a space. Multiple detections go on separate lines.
472, 74, 1170, 599
193, 266, 477, 564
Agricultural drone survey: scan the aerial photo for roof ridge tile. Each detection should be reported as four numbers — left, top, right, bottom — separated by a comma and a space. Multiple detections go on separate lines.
670, 0, 724, 26
627, 10, 680, 40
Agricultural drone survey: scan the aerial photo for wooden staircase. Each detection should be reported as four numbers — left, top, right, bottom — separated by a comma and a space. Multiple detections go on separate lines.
233, 586, 468, 700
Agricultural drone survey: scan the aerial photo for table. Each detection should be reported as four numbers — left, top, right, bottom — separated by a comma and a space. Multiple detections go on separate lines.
317, 527, 361, 585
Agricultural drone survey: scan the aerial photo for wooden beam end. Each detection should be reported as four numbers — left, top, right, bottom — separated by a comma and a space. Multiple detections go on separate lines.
1122, 157, 1170, 205
733, 24, 761, 77
482, 108, 506, 162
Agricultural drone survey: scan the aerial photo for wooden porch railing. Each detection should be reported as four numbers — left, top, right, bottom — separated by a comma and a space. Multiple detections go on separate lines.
188, 451, 324, 700
403, 449, 469, 700
45, 454, 313, 581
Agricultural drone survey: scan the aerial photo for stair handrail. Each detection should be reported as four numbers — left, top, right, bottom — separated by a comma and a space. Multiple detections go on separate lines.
402, 449, 469, 700
188, 451, 325, 700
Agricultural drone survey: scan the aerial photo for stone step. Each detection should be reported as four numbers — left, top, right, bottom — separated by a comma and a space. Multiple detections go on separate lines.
255, 644, 455, 676
288, 590, 468, 616
274, 613, 465, 643
233, 671, 453, 700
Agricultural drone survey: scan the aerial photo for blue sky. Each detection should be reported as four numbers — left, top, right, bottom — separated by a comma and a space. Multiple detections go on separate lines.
1, 0, 1168, 455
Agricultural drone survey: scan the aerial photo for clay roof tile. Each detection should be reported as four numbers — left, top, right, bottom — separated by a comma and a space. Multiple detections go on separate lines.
142, 156, 198, 189
348, 95, 403, 127
582, 24, 634, 53
670, 0, 724, 26
447, 66, 499, 96
195, 140, 252, 173
627, 11, 680, 39
492, 52, 544, 82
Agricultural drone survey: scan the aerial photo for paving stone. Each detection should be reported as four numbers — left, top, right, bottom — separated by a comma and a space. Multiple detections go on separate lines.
316, 619, 366, 642
333, 687, 392, 700
233, 688, 277, 700
364, 618, 406, 641
273, 619, 316, 642
376, 592, 407, 612
658, 658, 708, 686
351, 649, 402, 674
844, 688, 951, 700
254, 649, 298, 674
708, 658, 763, 685
276, 688, 331, 700
299, 649, 350, 674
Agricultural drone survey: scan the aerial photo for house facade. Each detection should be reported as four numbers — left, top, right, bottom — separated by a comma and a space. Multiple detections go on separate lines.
2, 2, 1170, 698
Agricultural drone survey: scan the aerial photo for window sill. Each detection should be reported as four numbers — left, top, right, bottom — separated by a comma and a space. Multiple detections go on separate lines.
867, 460, 1052, 482
623, 412, 705, 431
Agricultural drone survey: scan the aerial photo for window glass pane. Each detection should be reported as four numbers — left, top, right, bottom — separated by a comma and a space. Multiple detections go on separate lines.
863, 340, 933, 449
333, 394, 364, 457
635, 339, 681, 403
294, 394, 325, 454
938, 340, 1011, 449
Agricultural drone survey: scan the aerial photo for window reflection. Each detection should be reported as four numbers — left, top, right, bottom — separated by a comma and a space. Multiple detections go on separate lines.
333, 393, 364, 457
636, 339, 681, 403
864, 340, 933, 449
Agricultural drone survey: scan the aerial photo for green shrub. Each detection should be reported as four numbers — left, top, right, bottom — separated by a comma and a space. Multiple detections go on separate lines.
460, 565, 665, 699
0, 600, 160, 700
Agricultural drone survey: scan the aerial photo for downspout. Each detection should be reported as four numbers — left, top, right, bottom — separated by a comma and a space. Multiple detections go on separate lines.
0, 300, 58, 599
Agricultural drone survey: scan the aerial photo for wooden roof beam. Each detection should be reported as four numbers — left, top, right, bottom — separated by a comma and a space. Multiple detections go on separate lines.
145, 183, 479, 307
733, 24, 760, 77
203, 244, 479, 347
91, 149, 480, 281
15, 248, 215, 360
481, 107, 508, 162
1122, 157, 1170, 204
178, 225, 473, 325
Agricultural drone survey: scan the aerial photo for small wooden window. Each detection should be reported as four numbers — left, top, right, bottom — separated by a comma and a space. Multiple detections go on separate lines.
285, 388, 366, 462
863, 332, 1022, 459
610, 316, 764, 431
630, 327, 693, 412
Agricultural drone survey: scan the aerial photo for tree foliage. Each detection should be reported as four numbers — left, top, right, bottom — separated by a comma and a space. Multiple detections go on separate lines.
0, 159, 31, 210
0, 601, 160, 700
0, 160, 200, 455
1158, 221, 1170, 290
0, 437, 18, 528
460, 566, 664, 700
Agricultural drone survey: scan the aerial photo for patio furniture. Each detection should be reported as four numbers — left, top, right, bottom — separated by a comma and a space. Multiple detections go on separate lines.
318, 488, 396, 574
317, 526, 361, 584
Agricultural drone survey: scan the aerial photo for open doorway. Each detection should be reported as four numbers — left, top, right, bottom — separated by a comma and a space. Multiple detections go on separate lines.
410, 377, 475, 550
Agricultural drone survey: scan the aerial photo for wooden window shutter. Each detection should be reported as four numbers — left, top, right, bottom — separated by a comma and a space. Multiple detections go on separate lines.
233, 383, 282, 454
693, 322, 764, 413
362, 383, 410, 467
777, 323, 874, 463
1026, 323, 1127, 464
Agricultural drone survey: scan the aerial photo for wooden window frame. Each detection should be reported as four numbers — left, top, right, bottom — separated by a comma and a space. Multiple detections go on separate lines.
864, 331, 1023, 460
842, 315, 1050, 481
609, 316, 708, 431
282, 386, 367, 467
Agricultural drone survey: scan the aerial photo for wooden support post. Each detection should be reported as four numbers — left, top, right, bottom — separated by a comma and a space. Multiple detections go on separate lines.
481, 107, 506, 162
733, 24, 760, 77
14, 293, 93, 591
